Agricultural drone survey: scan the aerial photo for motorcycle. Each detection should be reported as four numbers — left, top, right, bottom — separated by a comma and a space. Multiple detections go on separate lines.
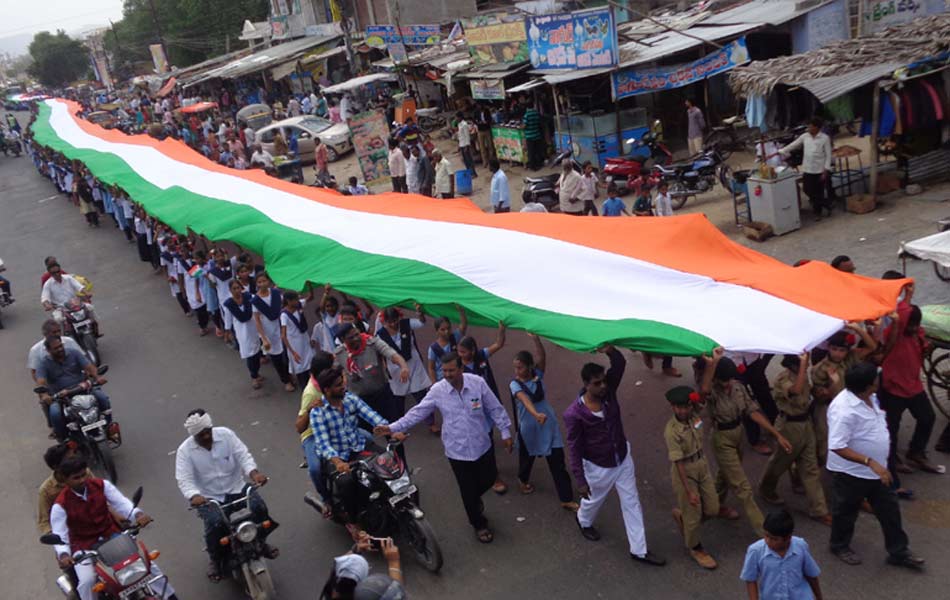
1, 134, 22, 156
40, 487, 173, 600
200, 486, 278, 600
304, 440, 443, 573
34, 365, 120, 483
652, 145, 733, 210
415, 108, 446, 134
602, 132, 673, 194
521, 149, 583, 211
0, 258, 12, 329
55, 298, 100, 365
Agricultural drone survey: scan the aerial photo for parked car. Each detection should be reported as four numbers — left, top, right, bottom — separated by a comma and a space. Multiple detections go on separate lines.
256, 116, 352, 164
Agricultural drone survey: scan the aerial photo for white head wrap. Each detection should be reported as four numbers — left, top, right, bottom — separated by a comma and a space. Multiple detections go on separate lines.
184, 412, 213, 436
334, 554, 369, 583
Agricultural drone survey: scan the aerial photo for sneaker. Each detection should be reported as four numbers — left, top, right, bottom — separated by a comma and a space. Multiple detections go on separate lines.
690, 547, 718, 570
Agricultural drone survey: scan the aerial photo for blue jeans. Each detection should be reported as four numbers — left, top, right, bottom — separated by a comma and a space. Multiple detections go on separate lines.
49, 389, 111, 440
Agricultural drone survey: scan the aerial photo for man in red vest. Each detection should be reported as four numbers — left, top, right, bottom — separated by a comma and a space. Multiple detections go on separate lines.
49, 457, 177, 600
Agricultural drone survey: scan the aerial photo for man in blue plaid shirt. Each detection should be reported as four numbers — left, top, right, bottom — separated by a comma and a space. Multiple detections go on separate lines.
309, 366, 406, 521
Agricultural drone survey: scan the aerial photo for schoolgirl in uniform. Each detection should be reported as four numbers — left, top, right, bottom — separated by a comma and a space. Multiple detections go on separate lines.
280, 290, 314, 390
252, 271, 294, 392
224, 279, 263, 389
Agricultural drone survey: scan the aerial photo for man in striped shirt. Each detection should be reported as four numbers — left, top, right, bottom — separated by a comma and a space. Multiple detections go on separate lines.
523, 102, 543, 170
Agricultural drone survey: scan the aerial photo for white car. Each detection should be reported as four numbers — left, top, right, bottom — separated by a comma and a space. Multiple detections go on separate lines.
256, 116, 352, 163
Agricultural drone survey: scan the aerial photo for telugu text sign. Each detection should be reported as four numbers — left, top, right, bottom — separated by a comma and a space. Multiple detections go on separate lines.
526, 7, 618, 70
365, 25, 442, 48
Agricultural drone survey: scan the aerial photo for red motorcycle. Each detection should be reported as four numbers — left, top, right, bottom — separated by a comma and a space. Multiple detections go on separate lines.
603, 132, 672, 194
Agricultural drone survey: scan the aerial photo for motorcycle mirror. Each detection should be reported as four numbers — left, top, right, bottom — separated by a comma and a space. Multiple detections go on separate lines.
34, 386, 49, 395
97, 365, 109, 376
131, 487, 143, 508
40, 533, 64, 545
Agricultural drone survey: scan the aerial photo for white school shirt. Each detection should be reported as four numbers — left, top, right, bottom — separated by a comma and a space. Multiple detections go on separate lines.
654, 191, 673, 217
166, 260, 181, 295
175, 427, 258, 502
252, 291, 283, 354
310, 320, 335, 354
182, 263, 205, 309
281, 306, 314, 375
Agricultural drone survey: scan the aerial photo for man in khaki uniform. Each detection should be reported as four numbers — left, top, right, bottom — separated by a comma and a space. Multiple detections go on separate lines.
758, 354, 832, 526
700, 349, 792, 536
811, 327, 877, 464
664, 385, 719, 570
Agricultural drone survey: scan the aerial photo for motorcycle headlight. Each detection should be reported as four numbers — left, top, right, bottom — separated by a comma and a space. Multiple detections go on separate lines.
115, 559, 148, 586
236, 520, 258, 543
79, 407, 100, 423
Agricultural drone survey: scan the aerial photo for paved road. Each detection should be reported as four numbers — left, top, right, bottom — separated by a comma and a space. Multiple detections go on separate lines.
2, 117, 949, 599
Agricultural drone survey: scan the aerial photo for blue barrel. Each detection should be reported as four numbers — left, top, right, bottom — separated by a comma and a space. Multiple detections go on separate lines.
455, 169, 472, 196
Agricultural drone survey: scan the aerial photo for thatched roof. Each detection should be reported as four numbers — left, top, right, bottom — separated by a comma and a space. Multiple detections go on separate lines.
729, 13, 950, 99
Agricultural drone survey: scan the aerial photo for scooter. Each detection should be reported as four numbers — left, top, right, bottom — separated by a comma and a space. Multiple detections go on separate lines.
200, 486, 279, 600
602, 132, 672, 194
35, 365, 120, 482
521, 149, 583, 211
39, 487, 172, 600
304, 440, 443, 573
652, 145, 732, 210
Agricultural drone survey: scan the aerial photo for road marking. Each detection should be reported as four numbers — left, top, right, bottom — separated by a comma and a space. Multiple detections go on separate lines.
37, 195, 58, 203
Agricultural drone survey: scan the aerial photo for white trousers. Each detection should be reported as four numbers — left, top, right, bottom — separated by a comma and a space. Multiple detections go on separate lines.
75, 559, 175, 600
577, 448, 647, 556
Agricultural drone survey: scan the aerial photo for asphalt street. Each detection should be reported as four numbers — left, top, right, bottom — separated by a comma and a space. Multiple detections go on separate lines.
2, 112, 949, 600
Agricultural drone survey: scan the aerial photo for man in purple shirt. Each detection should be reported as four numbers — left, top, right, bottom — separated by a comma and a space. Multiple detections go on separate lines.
563, 345, 666, 566
376, 352, 513, 544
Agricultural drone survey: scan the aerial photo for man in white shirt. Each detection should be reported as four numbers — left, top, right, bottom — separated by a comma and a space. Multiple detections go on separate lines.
489, 159, 510, 213
779, 117, 834, 220
288, 96, 302, 117
340, 94, 352, 122
826, 362, 923, 569
558, 159, 584, 215
250, 144, 274, 169
456, 112, 477, 177
432, 150, 455, 199
388, 139, 407, 193
41, 263, 98, 332
175, 410, 277, 579
243, 125, 256, 149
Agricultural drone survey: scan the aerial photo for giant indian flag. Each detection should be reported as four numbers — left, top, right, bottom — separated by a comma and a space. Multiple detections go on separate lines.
31, 99, 906, 355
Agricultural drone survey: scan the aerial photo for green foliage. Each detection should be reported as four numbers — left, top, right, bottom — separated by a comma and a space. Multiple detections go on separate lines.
28, 30, 91, 87
104, 0, 270, 73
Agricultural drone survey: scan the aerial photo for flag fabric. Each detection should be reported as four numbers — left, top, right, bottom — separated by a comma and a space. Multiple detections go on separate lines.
29, 99, 908, 355
187, 264, 204, 279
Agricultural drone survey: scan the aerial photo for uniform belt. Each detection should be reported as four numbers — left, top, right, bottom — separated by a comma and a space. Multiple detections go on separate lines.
781, 411, 810, 422
683, 450, 704, 463
715, 418, 741, 431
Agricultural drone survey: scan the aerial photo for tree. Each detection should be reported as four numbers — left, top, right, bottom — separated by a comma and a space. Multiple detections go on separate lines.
28, 31, 90, 87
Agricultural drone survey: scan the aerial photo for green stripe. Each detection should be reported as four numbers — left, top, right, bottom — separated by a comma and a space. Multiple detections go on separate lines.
30, 104, 716, 355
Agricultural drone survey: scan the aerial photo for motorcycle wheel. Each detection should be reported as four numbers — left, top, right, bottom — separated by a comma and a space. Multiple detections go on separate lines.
94, 440, 118, 484
242, 563, 277, 600
81, 333, 100, 366
538, 192, 558, 210
703, 131, 733, 161
669, 181, 690, 210
418, 117, 434, 133
718, 163, 734, 190
399, 515, 443, 573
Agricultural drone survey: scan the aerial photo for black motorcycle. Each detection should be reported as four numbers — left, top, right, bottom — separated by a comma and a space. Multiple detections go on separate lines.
200, 486, 278, 600
1, 135, 21, 157
652, 145, 733, 210
304, 440, 443, 573
521, 149, 583, 211
34, 365, 120, 482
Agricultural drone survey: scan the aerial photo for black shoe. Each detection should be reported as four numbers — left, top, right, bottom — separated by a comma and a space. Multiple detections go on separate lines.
576, 515, 600, 541
887, 553, 925, 569
832, 547, 862, 565
631, 550, 666, 566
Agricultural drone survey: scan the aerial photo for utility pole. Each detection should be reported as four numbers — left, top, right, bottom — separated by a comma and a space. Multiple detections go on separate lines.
145, 0, 169, 71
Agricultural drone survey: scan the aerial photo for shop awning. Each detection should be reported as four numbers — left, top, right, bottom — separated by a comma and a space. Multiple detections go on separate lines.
507, 79, 547, 93
457, 61, 530, 80
185, 34, 342, 86
321, 72, 398, 94
796, 63, 905, 104
702, 0, 837, 27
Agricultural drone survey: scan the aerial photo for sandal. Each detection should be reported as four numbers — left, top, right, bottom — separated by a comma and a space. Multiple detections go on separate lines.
561, 501, 580, 512
492, 480, 508, 495
207, 561, 222, 583
519, 482, 535, 495
476, 528, 494, 543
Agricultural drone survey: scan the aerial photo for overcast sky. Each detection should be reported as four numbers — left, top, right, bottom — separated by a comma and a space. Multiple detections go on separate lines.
1, 0, 124, 48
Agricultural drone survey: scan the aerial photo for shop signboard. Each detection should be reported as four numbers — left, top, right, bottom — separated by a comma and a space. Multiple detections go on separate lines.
388, 41, 409, 65
463, 13, 528, 65
470, 79, 505, 100
611, 37, 750, 100
492, 126, 525, 163
526, 7, 618, 70
365, 25, 442, 48
149, 44, 168, 74
348, 110, 391, 186
862, 0, 945, 34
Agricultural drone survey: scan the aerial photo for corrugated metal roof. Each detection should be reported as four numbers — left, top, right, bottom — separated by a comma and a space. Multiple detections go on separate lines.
703, 0, 835, 26
795, 62, 903, 103
185, 35, 341, 86
457, 62, 531, 80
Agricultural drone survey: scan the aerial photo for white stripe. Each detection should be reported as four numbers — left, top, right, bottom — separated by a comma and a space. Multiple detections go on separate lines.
46, 100, 842, 352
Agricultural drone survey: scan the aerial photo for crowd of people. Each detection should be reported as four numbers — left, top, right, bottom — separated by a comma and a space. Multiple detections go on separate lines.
17, 96, 950, 600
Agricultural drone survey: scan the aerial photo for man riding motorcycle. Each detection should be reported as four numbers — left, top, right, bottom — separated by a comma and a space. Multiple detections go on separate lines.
41, 262, 100, 337
35, 335, 114, 441
174, 409, 279, 582
49, 456, 177, 600
309, 366, 405, 522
